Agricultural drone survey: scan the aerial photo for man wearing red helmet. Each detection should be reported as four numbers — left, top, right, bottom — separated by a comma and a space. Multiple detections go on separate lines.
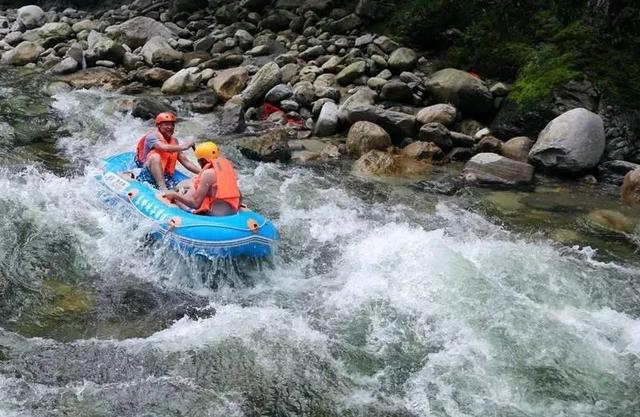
135, 112, 200, 191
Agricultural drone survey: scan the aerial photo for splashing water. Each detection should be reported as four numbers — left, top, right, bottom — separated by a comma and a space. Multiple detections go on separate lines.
0, 68, 639, 417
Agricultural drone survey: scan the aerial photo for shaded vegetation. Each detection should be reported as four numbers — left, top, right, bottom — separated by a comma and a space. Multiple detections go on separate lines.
374, 0, 640, 108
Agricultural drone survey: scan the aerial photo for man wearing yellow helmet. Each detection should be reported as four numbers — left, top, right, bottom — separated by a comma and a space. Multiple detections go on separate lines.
134, 112, 200, 191
164, 141, 242, 216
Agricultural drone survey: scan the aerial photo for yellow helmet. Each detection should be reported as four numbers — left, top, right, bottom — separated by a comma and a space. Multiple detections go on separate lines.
194, 141, 219, 161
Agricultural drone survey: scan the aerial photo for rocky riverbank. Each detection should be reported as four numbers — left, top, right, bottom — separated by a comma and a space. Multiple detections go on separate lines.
1, 1, 640, 202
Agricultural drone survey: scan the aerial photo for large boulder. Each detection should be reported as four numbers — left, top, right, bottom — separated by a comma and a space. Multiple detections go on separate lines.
141, 36, 183, 70
209, 67, 249, 102
161, 68, 202, 95
1, 41, 43, 65
416, 104, 457, 127
621, 168, 640, 204
528, 108, 605, 173
131, 97, 176, 120
424, 68, 493, 120
346, 104, 416, 141
87, 31, 126, 65
240, 62, 282, 107
17, 5, 45, 29
462, 152, 535, 186
346, 121, 392, 157
314, 102, 339, 137
237, 128, 291, 162
106, 17, 175, 49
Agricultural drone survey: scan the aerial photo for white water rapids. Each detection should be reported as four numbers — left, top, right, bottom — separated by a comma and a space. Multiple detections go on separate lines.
0, 78, 639, 417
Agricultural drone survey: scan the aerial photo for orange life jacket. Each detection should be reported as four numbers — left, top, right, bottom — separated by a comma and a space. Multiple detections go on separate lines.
135, 129, 179, 176
192, 157, 241, 215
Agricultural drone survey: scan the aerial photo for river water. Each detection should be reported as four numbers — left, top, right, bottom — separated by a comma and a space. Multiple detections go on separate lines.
0, 65, 639, 417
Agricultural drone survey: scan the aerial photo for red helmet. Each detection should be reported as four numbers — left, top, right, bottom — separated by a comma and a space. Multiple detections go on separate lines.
155, 112, 177, 125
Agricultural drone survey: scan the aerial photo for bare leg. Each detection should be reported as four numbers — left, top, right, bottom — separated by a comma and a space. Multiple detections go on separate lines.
145, 154, 168, 191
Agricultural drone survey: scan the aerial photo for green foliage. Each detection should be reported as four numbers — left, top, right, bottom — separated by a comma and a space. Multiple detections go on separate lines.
374, 0, 640, 106
509, 47, 581, 107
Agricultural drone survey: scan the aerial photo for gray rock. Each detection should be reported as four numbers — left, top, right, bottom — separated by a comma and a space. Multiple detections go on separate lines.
208, 97, 246, 134
347, 104, 415, 142
388, 47, 417, 72
265, 84, 294, 103
262, 9, 297, 31
416, 104, 457, 126
131, 97, 176, 120
380, 80, 412, 102
135, 67, 175, 86
1, 41, 43, 65
330, 14, 362, 34
281, 63, 299, 83
597, 160, 640, 185
293, 81, 315, 105
17, 5, 46, 30
321, 55, 342, 73
367, 77, 386, 91
418, 123, 452, 151
424, 68, 493, 119
106, 16, 175, 49
208, 67, 249, 102
247, 45, 270, 56
141, 36, 183, 70
72, 19, 99, 33
373, 36, 399, 53
280, 99, 300, 111
299, 45, 325, 61
314, 101, 339, 136
462, 152, 534, 185
338, 87, 376, 121
237, 128, 291, 162
355, 33, 375, 47
87, 30, 126, 64
529, 108, 605, 173
4, 32, 24, 46
161, 68, 202, 94
336, 60, 366, 85
241, 62, 282, 107
48, 56, 78, 74
347, 120, 392, 157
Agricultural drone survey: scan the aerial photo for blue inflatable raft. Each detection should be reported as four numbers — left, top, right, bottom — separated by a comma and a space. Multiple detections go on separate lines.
97, 152, 278, 258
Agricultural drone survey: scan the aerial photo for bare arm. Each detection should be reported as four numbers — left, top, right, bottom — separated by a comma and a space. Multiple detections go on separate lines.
178, 153, 201, 174
165, 171, 215, 210
153, 139, 194, 153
